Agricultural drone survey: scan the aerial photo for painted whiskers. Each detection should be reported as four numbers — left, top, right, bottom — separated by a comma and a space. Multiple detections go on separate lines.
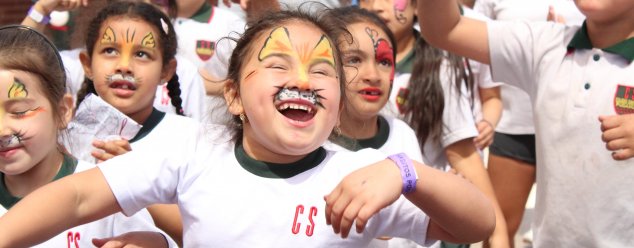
275, 87, 326, 109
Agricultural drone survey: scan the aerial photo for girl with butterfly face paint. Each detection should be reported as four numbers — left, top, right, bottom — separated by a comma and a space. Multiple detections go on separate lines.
0, 10, 495, 248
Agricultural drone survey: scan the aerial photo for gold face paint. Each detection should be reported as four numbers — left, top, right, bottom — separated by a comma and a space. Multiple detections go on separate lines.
99, 26, 157, 67
8, 79, 28, 99
141, 32, 156, 48
101, 27, 116, 44
258, 27, 335, 86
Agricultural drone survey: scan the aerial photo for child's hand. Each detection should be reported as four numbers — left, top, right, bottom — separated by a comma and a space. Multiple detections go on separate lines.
324, 159, 401, 238
37, 0, 88, 14
91, 139, 132, 163
547, 5, 567, 24
599, 114, 634, 161
92, 231, 168, 248
474, 120, 494, 149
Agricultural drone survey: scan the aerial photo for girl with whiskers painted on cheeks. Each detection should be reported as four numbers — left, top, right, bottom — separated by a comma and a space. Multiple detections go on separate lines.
0, 8, 494, 247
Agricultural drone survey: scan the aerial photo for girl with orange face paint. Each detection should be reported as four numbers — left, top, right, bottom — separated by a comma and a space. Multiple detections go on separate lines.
0, 10, 495, 247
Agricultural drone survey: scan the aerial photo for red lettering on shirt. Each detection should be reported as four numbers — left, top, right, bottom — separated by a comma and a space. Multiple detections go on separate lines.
292, 204, 318, 237
67, 231, 80, 248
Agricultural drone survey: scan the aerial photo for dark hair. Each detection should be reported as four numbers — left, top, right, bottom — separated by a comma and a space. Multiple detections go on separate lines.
225, 6, 348, 142
405, 38, 474, 151
76, 0, 185, 116
326, 6, 397, 78
0, 25, 67, 126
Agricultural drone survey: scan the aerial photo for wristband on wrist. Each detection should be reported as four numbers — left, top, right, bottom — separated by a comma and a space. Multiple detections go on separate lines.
388, 153, 418, 194
28, 6, 50, 25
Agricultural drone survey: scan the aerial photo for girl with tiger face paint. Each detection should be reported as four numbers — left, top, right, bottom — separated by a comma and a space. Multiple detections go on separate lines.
80, 16, 175, 124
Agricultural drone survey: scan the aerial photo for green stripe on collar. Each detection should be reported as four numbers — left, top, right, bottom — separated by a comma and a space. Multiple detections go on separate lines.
129, 108, 165, 143
191, 1, 213, 23
568, 21, 634, 63
0, 153, 77, 209
331, 116, 390, 151
235, 142, 327, 179
396, 30, 421, 73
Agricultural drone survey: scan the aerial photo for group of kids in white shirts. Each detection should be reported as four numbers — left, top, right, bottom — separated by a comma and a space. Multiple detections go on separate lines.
0, 0, 632, 247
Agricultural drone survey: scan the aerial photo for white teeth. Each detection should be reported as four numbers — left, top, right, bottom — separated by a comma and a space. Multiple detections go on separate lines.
276, 103, 314, 113
122, 84, 129, 90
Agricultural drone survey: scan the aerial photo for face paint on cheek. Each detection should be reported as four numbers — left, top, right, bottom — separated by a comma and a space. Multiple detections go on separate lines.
0, 132, 25, 148
393, 0, 409, 24
394, 0, 408, 11
274, 87, 326, 109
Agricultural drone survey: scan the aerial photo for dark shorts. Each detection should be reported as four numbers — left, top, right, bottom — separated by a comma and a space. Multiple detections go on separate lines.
489, 132, 536, 165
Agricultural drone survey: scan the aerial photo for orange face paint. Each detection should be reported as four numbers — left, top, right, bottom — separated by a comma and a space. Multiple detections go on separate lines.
258, 27, 335, 88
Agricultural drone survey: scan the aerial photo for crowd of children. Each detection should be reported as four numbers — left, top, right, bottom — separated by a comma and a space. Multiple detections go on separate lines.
0, 0, 632, 247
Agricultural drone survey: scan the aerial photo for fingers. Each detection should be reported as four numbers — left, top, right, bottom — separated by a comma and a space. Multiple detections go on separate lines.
599, 115, 620, 132
92, 139, 132, 155
326, 188, 353, 235
612, 148, 634, 161
92, 237, 126, 248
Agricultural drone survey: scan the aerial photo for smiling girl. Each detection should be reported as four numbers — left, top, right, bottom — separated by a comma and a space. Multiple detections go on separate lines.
0, 9, 494, 247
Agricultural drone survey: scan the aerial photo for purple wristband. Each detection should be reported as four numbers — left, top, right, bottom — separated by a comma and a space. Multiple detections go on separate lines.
388, 153, 418, 194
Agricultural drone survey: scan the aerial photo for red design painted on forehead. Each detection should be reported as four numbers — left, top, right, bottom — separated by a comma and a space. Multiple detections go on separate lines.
365, 27, 395, 82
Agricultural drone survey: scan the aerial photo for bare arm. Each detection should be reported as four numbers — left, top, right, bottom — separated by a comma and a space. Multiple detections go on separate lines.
445, 139, 509, 247
324, 158, 495, 244
474, 86, 502, 149
417, 0, 490, 64
21, 0, 87, 31
147, 204, 183, 247
0, 168, 120, 247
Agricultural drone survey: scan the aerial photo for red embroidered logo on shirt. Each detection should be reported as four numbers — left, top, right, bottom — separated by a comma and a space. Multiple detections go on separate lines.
196, 40, 215, 61
396, 87, 409, 114
614, 84, 634, 114
292, 204, 317, 236
67, 231, 80, 248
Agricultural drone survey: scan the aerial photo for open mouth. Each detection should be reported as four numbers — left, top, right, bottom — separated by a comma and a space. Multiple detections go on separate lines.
108, 74, 137, 90
275, 88, 319, 122
359, 87, 382, 101
276, 100, 317, 122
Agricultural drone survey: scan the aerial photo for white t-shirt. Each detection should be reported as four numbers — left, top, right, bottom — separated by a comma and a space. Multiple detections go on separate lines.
0, 160, 176, 248
100, 124, 435, 247
474, 0, 585, 134
60, 49, 206, 121
488, 20, 634, 246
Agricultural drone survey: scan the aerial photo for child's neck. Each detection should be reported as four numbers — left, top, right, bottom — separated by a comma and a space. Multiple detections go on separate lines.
241, 129, 309, 164
586, 17, 634, 48
128, 106, 154, 125
3, 150, 64, 198
339, 113, 379, 140
396, 31, 416, 64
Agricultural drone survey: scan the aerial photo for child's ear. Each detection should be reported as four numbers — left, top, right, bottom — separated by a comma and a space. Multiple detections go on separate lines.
79, 51, 93, 80
161, 59, 177, 83
58, 93, 75, 129
223, 80, 244, 115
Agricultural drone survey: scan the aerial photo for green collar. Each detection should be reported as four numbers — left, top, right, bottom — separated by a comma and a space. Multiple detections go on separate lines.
0, 153, 77, 209
129, 108, 165, 143
190, 1, 214, 23
234, 142, 327, 179
567, 21, 634, 63
331, 116, 390, 151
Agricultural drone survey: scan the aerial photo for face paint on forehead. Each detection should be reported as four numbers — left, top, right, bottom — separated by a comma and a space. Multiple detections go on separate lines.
258, 26, 336, 85
101, 27, 116, 44
274, 87, 326, 109
8, 78, 28, 99
141, 32, 156, 48
365, 27, 395, 81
